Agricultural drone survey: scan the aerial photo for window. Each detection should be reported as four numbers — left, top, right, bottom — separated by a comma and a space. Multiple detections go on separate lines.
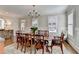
68, 11, 73, 36
0, 18, 5, 29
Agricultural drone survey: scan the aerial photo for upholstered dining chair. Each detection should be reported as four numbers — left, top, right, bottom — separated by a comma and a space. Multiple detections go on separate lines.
50, 33, 64, 54
44, 40, 50, 53
38, 30, 49, 53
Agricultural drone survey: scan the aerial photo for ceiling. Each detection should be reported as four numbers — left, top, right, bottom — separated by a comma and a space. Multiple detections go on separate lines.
0, 5, 68, 18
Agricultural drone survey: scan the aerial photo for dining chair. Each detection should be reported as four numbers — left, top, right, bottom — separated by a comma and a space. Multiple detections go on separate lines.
23, 34, 32, 53
16, 33, 21, 49
44, 40, 50, 53
16, 32, 26, 53
51, 33, 64, 54
34, 34, 44, 54
38, 30, 49, 53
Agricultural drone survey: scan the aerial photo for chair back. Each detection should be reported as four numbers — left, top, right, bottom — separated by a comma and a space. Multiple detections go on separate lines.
60, 33, 64, 42
16, 33, 22, 42
24, 33, 31, 47
34, 34, 44, 49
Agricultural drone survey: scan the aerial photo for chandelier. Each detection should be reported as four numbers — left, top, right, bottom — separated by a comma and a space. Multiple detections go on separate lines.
28, 5, 40, 18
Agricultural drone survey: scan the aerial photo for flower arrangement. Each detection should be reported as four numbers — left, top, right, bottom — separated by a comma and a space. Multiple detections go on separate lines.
30, 26, 38, 34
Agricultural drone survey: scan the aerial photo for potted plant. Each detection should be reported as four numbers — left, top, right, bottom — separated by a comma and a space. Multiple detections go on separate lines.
30, 26, 38, 35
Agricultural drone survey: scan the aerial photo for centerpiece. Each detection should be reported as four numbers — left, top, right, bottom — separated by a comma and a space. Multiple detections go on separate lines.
30, 26, 38, 35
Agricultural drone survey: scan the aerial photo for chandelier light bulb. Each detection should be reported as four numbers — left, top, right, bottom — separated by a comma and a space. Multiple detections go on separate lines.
33, 5, 35, 7
33, 10, 35, 12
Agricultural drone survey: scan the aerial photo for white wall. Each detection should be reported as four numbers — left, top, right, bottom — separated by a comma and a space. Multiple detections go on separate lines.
18, 14, 66, 35
0, 16, 20, 41
38, 16, 48, 30
57, 14, 66, 34
19, 17, 32, 33
37, 14, 66, 34
66, 5, 79, 53
11, 17, 20, 36
0, 15, 20, 37
74, 6, 79, 48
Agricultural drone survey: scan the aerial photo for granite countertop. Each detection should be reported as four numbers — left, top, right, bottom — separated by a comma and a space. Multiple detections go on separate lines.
0, 37, 4, 42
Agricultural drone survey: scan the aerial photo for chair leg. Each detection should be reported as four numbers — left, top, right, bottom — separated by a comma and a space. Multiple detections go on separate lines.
60, 44, 63, 54
34, 48, 36, 54
46, 45, 50, 53
30, 47, 32, 54
17, 42, 19, 49
51, 46, 52, 53
42, 47, 44, 54
24, 45, 26, 53
21, 43, 24, 52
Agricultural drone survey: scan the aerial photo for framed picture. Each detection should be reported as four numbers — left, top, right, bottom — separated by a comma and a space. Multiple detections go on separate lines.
48, 16, 58, 33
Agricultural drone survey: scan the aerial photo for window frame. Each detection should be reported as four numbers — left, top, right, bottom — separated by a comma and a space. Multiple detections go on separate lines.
67, 9, 76, 39
68, 10, 74, 37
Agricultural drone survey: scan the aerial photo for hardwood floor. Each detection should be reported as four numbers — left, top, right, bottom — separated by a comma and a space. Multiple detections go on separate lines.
63, 41, 77, 54
4, 40, 77, 54
3, 36, 78, 54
